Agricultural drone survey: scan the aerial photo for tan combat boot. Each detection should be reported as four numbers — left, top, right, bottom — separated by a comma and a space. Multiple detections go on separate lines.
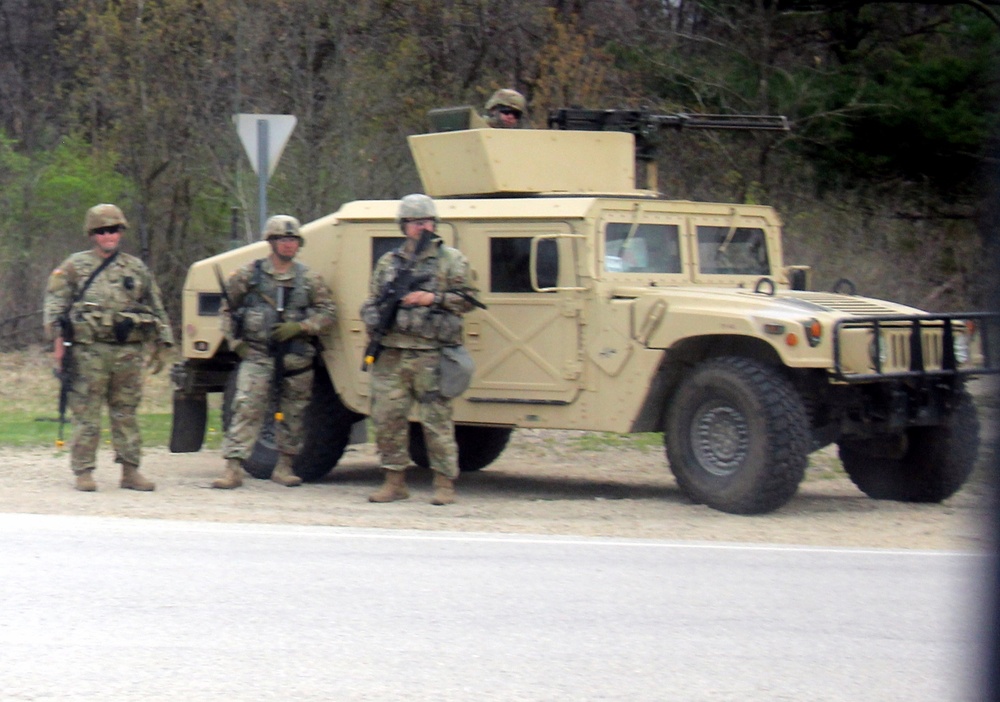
212, 458, 244, 489
74, 469, 97, 492
368, 470, 409, 503
430, 472, 456, 506
120, 463, 155, 491
271, 454, 302, 487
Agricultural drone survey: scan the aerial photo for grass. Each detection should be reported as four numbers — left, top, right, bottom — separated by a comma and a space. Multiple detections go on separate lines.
4, 345, 223, 449
567, 431, 663, 452
15, 411, 225, 449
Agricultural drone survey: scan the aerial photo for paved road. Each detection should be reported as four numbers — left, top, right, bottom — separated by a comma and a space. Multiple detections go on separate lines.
0, 514, 989, 701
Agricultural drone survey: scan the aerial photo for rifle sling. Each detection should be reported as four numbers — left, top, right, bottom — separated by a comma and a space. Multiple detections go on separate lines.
61, 250, 121, 339
74, 250, 120, 306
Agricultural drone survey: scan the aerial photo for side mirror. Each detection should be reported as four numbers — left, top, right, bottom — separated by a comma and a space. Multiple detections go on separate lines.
786, 265, 811, 291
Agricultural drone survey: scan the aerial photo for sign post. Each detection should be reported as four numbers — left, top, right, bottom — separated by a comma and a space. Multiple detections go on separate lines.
234, 114, 297, 237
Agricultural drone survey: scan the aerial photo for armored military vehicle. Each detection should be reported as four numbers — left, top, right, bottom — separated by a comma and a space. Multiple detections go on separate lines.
170, 106, 999, 514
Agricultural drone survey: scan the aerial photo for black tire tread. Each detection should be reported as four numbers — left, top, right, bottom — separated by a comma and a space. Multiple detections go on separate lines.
409, 424, 513, 472
664, 356, 810, 514
838, 388, 979, 502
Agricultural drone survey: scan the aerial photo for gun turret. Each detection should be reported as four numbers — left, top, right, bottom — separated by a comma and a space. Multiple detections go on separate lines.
547, 108, 790, 190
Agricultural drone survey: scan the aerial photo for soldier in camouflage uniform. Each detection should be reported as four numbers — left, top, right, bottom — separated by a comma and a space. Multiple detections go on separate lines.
213, 215, 336, 489
43, 204, 174, 492
360, 194, 480, 506
484, 88, 527, 129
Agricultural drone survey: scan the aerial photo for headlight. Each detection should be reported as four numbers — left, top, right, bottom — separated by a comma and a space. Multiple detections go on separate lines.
868, 332, 888, 368
953, 328, 970, 364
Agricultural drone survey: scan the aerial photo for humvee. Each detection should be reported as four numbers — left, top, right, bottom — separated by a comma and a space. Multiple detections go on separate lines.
170, 106, 999, 514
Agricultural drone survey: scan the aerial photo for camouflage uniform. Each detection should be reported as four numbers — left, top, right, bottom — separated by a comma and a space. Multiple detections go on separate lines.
43, 250, 173, 480
220, 257, 336, 461
360, 237, 477, 480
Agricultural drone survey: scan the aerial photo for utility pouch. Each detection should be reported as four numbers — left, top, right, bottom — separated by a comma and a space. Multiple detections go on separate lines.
113, 317, 135, 344
439, 345, 475, 399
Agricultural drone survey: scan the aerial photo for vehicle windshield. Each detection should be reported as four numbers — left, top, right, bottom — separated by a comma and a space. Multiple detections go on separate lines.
604, 223, 682, 273
696, 226, 770, 275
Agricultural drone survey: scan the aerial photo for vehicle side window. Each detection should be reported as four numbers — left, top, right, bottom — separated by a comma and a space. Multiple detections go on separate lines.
604, 223, 681, 273
490, 237, 558, 292
372, 237, 403, 270
696, 226, 770, 275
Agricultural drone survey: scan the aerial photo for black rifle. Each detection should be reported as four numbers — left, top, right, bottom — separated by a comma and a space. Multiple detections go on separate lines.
271, 285, 288, 423
214, 264, 244, 343
362, 231, 435, 371
54, 315, 74, 448
54, 251, 119, 447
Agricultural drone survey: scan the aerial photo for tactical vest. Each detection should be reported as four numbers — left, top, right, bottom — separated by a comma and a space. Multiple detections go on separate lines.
67, 252, 162, 344
379, 242, 464, 348
239, 260, 313, 355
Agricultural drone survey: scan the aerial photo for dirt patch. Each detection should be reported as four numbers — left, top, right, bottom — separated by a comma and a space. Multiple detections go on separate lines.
6, 348, 996, 550
2, 427, 994, 551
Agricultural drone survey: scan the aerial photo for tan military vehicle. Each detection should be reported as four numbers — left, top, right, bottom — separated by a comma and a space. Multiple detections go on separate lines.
170, 107, 999, 514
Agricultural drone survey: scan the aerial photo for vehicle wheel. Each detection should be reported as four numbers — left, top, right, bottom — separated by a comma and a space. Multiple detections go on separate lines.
409, 424, 513, 472
838, 389, 979, 502
222, 364, 364, 481
169, 391, 207, 453
664, 356, 810, 515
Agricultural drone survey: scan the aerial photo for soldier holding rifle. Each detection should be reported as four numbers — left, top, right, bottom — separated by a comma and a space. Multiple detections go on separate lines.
43, 203, 173, 492
212, 215, 336, 489
360, 194, 481, 506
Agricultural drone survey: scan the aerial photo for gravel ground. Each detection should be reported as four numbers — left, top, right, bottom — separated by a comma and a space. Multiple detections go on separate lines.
0, 425, 994, 551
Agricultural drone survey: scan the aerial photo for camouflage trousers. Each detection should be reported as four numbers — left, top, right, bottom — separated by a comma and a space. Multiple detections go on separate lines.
222, 355, 313, 460
68, 342, 145, 474
371, 347, 458, 479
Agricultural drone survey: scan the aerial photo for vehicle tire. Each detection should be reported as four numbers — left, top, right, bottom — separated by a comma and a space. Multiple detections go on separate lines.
222, 364, 364, 482
664, 356, 810, 515
169, 391, 207, 453
408, 424, 513, 472
838, 388, 979, 502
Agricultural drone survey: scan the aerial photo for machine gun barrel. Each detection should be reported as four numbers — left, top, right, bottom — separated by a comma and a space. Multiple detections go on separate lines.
547, 109, 790, 133
547, 108, 790, 191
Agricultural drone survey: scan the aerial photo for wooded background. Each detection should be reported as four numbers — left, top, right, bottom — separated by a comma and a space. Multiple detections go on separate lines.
0, 0, 997, 338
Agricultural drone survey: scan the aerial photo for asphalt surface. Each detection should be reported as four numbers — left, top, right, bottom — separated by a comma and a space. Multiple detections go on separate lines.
0, 513, 990, 701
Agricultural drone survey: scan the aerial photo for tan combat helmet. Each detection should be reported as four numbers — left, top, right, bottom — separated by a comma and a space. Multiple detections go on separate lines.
84, 204, 128, 234
485, 88, 526, 114
263, 214, 304, 246
396, 193, 438, 223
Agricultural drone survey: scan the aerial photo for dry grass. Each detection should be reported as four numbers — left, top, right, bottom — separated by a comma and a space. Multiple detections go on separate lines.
3, 345, 174, 415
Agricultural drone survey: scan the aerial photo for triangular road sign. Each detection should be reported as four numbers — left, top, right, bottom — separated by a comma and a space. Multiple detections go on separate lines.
233, 114, 297, 177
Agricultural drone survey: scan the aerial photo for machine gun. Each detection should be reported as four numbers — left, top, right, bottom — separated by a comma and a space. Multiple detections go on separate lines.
547, 108, 790, 190
361, 231, 435, 371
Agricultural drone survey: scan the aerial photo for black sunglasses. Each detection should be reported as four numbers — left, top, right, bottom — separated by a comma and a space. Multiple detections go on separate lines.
498, 107, 521, 117
91, 225, 124, 235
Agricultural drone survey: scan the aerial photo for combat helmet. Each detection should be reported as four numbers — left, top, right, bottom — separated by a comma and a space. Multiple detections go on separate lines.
485, 88, 526, 115
263, 214, 304, 246
84, 204, 128, 234
396, 194, 438, 223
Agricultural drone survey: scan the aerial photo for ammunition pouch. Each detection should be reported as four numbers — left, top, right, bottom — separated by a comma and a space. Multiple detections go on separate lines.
72, 305, 158, 344
113, 317, 135, 344
393, 306, 463, 345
